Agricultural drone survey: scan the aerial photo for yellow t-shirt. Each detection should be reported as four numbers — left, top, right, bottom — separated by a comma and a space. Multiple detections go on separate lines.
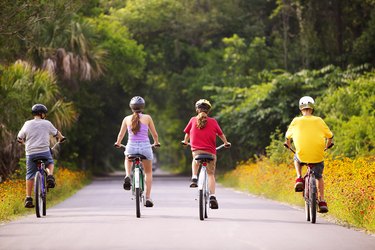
285, 115, 333, 163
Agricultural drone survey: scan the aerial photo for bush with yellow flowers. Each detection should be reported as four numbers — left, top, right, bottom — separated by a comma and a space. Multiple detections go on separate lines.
220, 156, 375, 233
0, 167, 90, 221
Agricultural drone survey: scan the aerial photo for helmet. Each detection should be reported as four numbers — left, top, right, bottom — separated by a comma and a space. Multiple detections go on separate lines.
129, 96, 145, 112
31, 104, 48, 115
299, 96, 315, 110
195, 99, 212, 111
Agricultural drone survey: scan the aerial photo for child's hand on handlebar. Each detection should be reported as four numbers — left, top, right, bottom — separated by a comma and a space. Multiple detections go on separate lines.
224, 142, 231, 148
152, 143, 161, 148
181, 141, 189, 146
114, 142, 121, 148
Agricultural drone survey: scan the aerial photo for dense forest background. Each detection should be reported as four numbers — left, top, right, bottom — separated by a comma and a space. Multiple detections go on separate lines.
1, 0, 374, 179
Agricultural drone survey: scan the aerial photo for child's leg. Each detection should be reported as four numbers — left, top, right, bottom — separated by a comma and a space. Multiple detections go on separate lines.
294, 160, 302, 177
191, 159, 199, 177
317, 177, 325, 200
26, 180, 33, 196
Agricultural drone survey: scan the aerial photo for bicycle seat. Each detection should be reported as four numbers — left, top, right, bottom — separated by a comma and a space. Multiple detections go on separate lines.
31, 156, 48, 163
195, 154, 214, 162
127, 154, 147, 160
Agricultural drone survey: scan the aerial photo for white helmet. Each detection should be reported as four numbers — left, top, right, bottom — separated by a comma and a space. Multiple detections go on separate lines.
299, 96, 315, 110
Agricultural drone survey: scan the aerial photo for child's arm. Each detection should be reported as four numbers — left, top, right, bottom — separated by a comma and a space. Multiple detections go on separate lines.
218, 134, 231, 147
182, 133, 190, 145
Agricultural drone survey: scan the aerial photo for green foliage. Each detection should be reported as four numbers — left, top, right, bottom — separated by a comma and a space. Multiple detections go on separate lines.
318, 71, 375, 157
0, 61, 77, 180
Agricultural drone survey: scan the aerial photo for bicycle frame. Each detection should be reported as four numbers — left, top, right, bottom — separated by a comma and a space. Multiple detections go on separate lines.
131, 157, 145, 197
197, 160, 209, 220
190, 143, 229, 221
284, 143, 318, 223
128, 155, 146, 218
303, 164, 317, 223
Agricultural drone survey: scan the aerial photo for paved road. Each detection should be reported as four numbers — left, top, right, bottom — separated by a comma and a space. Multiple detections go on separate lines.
1, 171, 374, 250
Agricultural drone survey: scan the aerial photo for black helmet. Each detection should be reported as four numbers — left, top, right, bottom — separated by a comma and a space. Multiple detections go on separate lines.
31, 104, 48, 115
129, 96, 145, 112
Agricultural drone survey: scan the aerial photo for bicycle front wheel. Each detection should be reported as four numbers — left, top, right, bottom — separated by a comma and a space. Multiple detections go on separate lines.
34, 173, 44, 218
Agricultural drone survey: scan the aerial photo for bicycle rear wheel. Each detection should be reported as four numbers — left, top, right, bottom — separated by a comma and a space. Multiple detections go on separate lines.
304, 197, 310, 221
199, 189, 204, 220
34, 173, 44, 218
135, 187, 141, 218
309, 176, 317, 223
304, 177, 310, 221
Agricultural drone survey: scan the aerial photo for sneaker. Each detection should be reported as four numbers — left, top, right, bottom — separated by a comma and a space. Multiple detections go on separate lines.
189, 178, 198, 188
24, 197, 35, 208
318, 200, 328, 213
294, 177, 304, 192
209, 196, 219, 209
145, 199, 154, 207
123, 176, 131, 190
46, 175, 56, 188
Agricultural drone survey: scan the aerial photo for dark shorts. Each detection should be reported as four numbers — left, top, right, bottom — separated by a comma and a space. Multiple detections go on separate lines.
26, 151, 54, 180
294, 154, 324, 179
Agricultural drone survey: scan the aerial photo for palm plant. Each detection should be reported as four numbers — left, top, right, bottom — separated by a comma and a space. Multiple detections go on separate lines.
31, 18, 106, 85
0, 61, 77, 180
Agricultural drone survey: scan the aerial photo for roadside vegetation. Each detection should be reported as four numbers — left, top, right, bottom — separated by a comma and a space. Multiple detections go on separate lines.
220, 156, 375, 233
0, 166, 90, 222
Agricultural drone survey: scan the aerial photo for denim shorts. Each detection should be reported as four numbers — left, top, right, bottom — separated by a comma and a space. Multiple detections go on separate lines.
294, 154, 324, 179
125, 141, 153, 160
26, 151, 54, 180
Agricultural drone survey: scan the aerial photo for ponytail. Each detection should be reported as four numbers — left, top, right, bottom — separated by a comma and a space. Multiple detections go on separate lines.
131, 112, 141, 134
196, 111, 208, 129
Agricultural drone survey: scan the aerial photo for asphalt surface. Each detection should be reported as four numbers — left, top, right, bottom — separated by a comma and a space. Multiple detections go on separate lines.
0, 170, 374, 250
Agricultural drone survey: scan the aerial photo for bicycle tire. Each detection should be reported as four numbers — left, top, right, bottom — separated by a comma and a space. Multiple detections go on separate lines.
204, 189, 208, 218
136, 187, 141, 218
304, 196, 310, 221
204, 175, 208, 218
310, 175, 317, 223
42, 173, 47, 216
199, 189, 204, 220
304, 177, 310, 221
35, 173, 43, 218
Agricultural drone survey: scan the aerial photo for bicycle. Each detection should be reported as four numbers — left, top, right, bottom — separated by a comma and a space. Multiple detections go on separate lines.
182, 142, 230, 221
284, 143, 333, 224
115, 143, 160, 218
33, 138, 66, 218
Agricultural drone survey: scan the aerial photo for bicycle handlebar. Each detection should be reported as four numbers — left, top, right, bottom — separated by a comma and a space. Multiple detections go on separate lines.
51, 137, 67, 150
114, 143, 161, 150
284, 142, 334, 154
181, 141, 231, 150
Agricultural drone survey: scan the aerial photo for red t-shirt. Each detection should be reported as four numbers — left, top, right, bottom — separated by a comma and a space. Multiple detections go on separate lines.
184, 116, 223, 155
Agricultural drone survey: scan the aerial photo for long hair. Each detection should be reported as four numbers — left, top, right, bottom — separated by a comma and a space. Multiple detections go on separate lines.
131, 112, 141, 134
196, 109, 208, 129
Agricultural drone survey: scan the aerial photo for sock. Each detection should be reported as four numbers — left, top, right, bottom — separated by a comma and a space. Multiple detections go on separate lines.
210, 194, 216, 198
192, 175, 197, 179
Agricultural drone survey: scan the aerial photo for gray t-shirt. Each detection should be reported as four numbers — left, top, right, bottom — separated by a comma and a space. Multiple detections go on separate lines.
18, 119, 58, 155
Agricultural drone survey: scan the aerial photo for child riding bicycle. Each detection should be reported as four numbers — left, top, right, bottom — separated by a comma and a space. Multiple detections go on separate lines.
182, 99, 231, 209
284, 96, 333, 213
114, 96, 160, 207
17, 104, 65, 208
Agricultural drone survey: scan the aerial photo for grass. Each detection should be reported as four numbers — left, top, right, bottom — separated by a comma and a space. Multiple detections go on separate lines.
219, 156, 375, 233
0, 167, 90, 222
